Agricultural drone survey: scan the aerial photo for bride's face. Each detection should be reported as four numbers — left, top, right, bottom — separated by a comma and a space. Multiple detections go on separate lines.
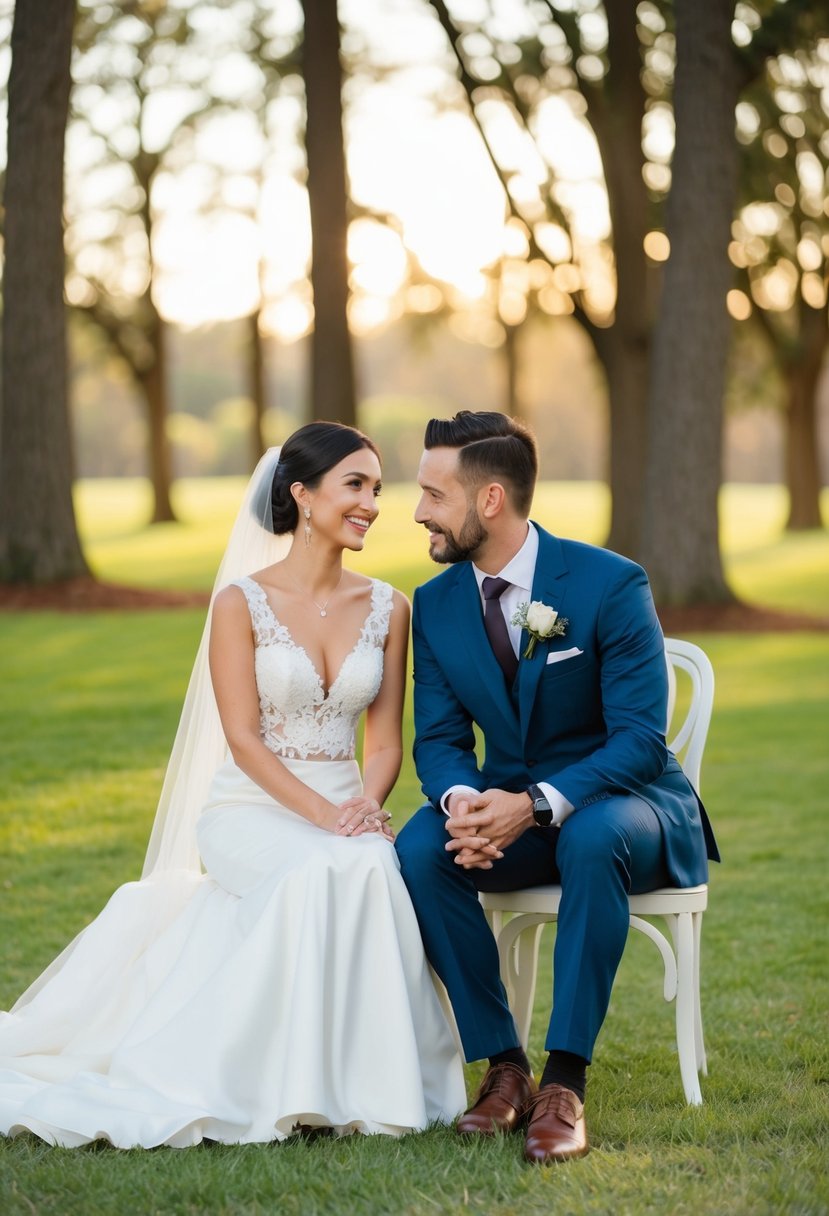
306, 448, 382, 551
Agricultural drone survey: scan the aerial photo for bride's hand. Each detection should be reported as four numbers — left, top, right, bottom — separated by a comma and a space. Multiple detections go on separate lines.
335, 797, 394, 840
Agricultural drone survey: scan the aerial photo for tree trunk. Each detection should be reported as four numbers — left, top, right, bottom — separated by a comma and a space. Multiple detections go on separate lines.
301, 0, 356, 426
785, 301, 827, 530
639, 0, 738, 605
602, 330, 650, 556
133, 107, 176, 524
594, 0, 652, 557
503, 323, 521, 419
248, 307, 267, 467
141, 315, 175, 524
0, 0, 89, 583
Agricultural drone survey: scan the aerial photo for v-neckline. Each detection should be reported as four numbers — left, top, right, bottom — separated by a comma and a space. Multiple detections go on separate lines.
246, 576, 378, 701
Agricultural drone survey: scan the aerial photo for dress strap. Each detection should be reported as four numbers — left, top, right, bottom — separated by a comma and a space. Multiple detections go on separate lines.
362, 579, 395, 649
233, 577, 275, 648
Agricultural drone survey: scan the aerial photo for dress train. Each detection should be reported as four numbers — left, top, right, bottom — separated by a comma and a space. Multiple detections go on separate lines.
0, 758, 465, 1148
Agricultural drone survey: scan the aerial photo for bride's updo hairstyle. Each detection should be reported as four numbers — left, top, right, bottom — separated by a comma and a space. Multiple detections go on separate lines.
269, 421, 381, 535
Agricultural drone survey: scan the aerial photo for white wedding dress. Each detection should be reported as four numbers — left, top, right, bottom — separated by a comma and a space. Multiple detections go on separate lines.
0, 576, 466, 1148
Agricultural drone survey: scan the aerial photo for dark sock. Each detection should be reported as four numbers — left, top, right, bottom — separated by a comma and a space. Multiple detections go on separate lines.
488, 1046, 532, 1076
540, 1050, 588, 1103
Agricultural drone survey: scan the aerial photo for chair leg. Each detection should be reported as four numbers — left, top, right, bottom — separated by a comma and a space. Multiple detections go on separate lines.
513, 922, 545, 1048
673, 911, 703, 1105
692, 910, 707, 1076
494, 916, 547, 1050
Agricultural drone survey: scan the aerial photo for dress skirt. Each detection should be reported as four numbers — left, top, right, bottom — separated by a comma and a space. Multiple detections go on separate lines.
0, 757, 466, 1148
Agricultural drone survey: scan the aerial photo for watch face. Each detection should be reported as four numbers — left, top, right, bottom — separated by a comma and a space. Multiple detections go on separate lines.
529, 785, 553, 827
533, 803, 553, 827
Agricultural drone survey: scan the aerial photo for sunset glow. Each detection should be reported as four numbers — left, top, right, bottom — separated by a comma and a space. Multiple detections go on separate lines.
0, 0, 612, 339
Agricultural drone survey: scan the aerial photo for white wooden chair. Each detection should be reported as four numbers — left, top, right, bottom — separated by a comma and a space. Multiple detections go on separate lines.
479, 638, 715, 1105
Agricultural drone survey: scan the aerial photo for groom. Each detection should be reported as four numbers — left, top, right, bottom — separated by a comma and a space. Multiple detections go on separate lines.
396, 411, 718, 1164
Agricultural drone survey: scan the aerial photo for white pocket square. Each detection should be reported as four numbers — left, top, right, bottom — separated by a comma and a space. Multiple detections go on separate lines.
546, 647, 584, 665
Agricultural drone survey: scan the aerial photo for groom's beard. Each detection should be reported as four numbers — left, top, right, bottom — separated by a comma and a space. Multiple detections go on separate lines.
427, 507, 488, 564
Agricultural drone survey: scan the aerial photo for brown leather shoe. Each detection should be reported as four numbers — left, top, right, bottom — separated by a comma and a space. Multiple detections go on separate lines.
456, 1062, 536, 1136
523, 1083, 589, 1163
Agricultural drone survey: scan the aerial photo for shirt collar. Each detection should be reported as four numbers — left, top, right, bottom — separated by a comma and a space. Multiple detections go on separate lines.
472, 523, 538, 595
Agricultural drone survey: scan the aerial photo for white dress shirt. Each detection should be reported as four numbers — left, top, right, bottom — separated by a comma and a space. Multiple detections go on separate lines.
440, 523, 575, 826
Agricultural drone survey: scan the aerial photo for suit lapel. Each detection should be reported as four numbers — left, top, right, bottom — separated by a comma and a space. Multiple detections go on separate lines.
451, 564, 520, 730
517, 527, 570, 741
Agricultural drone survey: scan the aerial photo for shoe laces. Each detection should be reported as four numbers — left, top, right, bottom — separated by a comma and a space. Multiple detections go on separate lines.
525, 1084, 581, 1128
481, 1062, 531, 1099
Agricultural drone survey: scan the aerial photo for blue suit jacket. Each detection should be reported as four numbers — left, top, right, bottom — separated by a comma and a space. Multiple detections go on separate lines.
412, 525, 719, 889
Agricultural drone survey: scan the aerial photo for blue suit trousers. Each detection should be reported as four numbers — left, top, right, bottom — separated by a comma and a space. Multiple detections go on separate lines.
396, 795, 670, 1063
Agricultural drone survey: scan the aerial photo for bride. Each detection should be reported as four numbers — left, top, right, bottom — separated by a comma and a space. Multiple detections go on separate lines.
0, 422, 466, 1148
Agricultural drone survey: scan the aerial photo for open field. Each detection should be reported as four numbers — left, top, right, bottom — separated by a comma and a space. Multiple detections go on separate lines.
1, 482, 827, 1213
74, 478, 829, 614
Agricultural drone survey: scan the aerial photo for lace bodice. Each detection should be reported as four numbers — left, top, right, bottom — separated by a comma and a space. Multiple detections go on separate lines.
234, 576, 394, 761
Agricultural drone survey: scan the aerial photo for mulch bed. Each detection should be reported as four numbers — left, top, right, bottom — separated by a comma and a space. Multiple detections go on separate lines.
656, 601, 829, 633
0, 577, 210, 612
1, 576, 827, 632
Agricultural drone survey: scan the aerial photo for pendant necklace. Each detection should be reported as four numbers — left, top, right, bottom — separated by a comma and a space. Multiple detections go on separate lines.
286, 569, 343, 618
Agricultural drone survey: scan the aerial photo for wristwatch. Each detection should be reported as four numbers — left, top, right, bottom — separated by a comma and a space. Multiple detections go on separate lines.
527, 783, 554, 828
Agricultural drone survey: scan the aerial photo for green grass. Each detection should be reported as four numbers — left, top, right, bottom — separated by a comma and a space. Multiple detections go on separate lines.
1, 483, 828, 1213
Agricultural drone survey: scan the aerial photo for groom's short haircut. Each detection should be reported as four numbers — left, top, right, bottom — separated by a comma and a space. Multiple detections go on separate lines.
424, 410, 537, 516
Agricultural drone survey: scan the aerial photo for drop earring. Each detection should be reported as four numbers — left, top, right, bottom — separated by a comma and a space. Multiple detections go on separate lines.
304, 506, 312, 548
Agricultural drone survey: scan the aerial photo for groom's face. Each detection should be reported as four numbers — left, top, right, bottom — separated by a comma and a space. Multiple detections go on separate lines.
415, 447, 487, 564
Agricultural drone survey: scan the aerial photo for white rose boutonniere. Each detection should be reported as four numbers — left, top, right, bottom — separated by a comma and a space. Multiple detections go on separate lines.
511, 600, 568, 659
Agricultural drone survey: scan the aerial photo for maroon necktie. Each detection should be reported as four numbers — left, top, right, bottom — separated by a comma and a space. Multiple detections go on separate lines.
482, 577, 519, 683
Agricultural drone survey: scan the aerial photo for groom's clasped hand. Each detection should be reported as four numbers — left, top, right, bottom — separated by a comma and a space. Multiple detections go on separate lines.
444, 791, 533, 870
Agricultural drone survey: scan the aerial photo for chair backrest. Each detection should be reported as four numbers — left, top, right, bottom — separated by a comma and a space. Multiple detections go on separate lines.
663, 638, 714, 794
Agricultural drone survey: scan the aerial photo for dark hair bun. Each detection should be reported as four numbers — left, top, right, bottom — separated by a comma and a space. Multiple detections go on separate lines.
269, 473, 299, 535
